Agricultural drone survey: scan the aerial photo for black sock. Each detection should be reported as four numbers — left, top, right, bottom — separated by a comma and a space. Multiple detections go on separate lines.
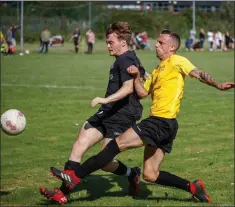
111, 160, 128, 176
155, 171, 190, 192
59, 161, 81, 195
66, 160, 81, 172
76, 139, 120, 178
75, 47, 78, 53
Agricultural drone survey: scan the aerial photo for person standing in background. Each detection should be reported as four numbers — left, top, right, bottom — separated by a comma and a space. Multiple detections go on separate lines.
207, 29, 214, 52
71, 28, 81, 53
6, 25, 13, 48
86, 28, 95, 54
215, 30, 223, 52
199, 28, 205, 51
40, 28, 51, 53
224, 31, 234, 50
11, 25, 21, 47
189, 29, 196, 51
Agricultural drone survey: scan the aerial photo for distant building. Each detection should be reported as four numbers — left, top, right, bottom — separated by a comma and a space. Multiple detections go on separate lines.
106, 1, 222, 13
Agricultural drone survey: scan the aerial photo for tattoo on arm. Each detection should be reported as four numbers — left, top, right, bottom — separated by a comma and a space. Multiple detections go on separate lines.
190, 69, 219, 88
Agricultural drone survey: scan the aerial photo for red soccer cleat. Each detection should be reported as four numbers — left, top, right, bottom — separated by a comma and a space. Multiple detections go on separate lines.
40, 187, 68, 204
128, 167, 141, 196
191, 179, 212, 203
50, 167, 82, 190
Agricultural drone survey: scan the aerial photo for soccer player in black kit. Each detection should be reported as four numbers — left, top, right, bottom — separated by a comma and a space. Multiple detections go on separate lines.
40, 21, 146, 204
72, 28, 80, 53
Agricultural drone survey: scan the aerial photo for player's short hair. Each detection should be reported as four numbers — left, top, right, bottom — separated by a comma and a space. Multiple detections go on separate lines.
106, 21, 131, 45
161, 29, 181, 51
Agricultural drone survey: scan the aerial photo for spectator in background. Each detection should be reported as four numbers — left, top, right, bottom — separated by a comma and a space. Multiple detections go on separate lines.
215, 30, 223, 51
207, 29, 214, 52
71, 28, 81, 53
229, 35, 234, 49
185, 37, 191, 51
193, 40, 201, 51
199, 28, 205, 51
11, 25, 21, 47
86, 28, 95, 54
189, 29, 196, 51
141, 31, 152, 50
224, 31, 234, 50
6, 25, 13, 48
40, 27, 51, 53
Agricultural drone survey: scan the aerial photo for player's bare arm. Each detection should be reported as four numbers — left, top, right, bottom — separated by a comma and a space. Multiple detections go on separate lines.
144, 71, 151, 81
189, 69, 234, 91
91, 79, 134, 107
127, 65, 149, 98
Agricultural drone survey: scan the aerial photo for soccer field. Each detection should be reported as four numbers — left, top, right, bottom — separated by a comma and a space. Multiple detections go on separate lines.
1, 46, 234, 206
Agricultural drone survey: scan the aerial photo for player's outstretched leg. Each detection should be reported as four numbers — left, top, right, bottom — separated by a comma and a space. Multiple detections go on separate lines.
39, 187, 68, 204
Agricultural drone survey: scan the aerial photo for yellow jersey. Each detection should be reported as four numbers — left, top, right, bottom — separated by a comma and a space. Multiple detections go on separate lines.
144, 54, 196, 119
0, 32, 3, 39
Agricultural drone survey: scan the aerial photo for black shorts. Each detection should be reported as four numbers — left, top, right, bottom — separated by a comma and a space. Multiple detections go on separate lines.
87, 113, 135, 139
74, 40, 78, 46
132, 116, 178, 153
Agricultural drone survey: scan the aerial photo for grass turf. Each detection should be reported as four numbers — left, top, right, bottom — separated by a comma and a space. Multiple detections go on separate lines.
1, 43, 234, 206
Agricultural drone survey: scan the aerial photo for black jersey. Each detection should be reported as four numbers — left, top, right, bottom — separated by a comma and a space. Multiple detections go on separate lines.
73, 31, 80, 41
97, 50, 145, 121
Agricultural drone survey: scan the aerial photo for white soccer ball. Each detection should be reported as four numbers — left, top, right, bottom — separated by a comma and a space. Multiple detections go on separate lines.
1, 109, 26, 135
25, 49, 30, 54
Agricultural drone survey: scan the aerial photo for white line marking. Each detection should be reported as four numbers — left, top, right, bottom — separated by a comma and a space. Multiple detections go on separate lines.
1, 83, 234, 95
1, 83, 103, 90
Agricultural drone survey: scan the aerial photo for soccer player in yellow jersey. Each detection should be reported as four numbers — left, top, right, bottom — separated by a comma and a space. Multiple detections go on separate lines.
50, 30, 234, 203
0, 31, 8, 54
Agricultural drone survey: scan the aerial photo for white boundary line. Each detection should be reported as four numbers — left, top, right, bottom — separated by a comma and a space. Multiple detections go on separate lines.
1, 83, 103, 90
1, 83, 234, 95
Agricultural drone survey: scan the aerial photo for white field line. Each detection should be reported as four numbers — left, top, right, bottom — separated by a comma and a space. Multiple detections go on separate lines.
1, 83, 103, 90
1, 83, 234, 95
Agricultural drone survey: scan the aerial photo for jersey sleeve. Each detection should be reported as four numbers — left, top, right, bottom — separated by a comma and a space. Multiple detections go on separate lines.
118, 56, 136, 83
178, 57, 196, 76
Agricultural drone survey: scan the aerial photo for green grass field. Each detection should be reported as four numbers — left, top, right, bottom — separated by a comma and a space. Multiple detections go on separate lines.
1, 42, 234, 206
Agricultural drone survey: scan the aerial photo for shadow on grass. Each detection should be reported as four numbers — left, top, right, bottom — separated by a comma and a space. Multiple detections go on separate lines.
37, 174, 196, 205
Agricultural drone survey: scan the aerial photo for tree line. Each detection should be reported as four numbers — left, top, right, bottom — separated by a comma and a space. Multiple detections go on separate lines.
1, 1, 234, 42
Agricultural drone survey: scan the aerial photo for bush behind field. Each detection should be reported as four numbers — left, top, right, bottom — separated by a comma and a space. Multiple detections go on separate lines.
1, 2, 234, 42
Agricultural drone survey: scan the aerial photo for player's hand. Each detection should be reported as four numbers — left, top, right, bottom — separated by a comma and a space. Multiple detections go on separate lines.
217, 82, 235, 91
127, 65, 140, 77
91, 97, 108, 107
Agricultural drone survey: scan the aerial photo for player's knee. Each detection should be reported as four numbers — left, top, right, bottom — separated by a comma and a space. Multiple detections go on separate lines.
142, 170, 159, 183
